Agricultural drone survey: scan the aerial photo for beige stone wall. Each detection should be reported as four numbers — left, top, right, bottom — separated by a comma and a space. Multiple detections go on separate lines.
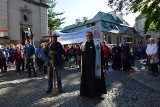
134, 16, 160, 43
40, 6, 48, 37
8, 0, 48, 44
0, 0, 8, 37
134, 17, 146, 33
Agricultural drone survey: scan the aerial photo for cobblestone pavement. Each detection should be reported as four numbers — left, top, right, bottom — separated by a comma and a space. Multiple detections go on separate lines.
130, 59, 160, 93
0, 65, 160, 107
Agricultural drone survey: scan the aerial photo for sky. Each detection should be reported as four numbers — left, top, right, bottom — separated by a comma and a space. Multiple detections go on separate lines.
54, 0, 140, 29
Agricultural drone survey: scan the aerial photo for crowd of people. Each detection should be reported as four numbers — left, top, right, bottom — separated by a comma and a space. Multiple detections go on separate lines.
0, 34, 83, 94
0, 40, 82, 77
101, 39, 146, 72
0, 32, 159, 97
0, 38, 147, 78
106, 38, 159, 77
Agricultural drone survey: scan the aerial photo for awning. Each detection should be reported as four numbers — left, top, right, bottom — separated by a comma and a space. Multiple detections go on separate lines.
0, 30, 9, 32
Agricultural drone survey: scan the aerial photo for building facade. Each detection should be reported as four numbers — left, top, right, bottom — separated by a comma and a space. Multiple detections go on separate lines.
0, 0, 48, 45
134, 15, 160, 43
0, 0, 9, 43
61, 11, 142, 45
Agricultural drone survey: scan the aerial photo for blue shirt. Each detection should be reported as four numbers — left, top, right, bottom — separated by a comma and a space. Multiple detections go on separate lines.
36, 47, 42, 58
41, 48, 46, 60
24, 44, 35, 58
3, 47, 8, 58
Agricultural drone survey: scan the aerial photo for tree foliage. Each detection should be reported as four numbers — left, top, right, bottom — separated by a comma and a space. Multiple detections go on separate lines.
47, 0, 65, 34
108, 0, 160, 33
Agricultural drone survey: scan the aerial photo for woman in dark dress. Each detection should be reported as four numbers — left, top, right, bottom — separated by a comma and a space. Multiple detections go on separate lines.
112, 42, 122, 70
80, 32, 106, 97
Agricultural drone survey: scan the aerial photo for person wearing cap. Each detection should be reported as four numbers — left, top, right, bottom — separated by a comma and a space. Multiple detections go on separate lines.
24, 39, 36, 77
45, 34, 65, 94
146, 38, 159, 76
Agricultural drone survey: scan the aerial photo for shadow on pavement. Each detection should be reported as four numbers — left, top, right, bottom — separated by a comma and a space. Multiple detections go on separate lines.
1, 61, 160, 107
104, 59, 160, 107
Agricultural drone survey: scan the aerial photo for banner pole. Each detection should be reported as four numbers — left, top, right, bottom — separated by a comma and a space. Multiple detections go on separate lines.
50, 34, 56, 96
51, 59, 56, 96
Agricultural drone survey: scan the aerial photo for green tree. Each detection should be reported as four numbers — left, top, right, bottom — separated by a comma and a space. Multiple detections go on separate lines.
47, 0, 65, 35
108, 0, 160, 33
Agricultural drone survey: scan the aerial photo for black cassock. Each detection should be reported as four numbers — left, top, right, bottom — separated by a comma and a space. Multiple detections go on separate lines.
121, 43, 131, 71
80, 40, 106, 97
112, 46, 122, 70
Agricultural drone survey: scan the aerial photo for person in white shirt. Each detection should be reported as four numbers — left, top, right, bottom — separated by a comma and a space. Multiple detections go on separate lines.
146, 38, 159, 76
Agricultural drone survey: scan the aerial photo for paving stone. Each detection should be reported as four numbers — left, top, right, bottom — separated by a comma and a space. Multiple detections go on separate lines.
0, 63, 160, 107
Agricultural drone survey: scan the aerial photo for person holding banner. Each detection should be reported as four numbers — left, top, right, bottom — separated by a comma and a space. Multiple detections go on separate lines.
80, 32, 106, 97
45, 34, 64, 94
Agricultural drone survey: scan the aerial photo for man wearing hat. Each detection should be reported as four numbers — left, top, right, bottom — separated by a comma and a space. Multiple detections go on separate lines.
46, 34, 65, 94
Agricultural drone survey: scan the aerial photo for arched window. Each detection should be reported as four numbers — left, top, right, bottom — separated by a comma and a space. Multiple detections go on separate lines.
41, 0, 46, 3
23, 15, 28, 22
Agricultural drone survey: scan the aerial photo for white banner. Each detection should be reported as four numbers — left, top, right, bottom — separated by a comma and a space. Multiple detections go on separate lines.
94, 40, 102, 79
53, 25, 102, 44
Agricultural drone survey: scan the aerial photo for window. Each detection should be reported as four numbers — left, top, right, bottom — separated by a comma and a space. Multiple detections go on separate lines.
87, 24, 92, 28
127, 38, 133, 42
23, 15, 28, 22
110, 25, 113, 28
108, 36, 111, 44
41, 0, 46, 3
91, 22, 95, 26
117, 37, 119, 43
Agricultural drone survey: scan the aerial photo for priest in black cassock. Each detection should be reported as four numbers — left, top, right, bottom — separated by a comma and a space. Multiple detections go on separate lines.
112, 42, 122, 70
121, 39, 131, 71
80, 32, 106, 97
